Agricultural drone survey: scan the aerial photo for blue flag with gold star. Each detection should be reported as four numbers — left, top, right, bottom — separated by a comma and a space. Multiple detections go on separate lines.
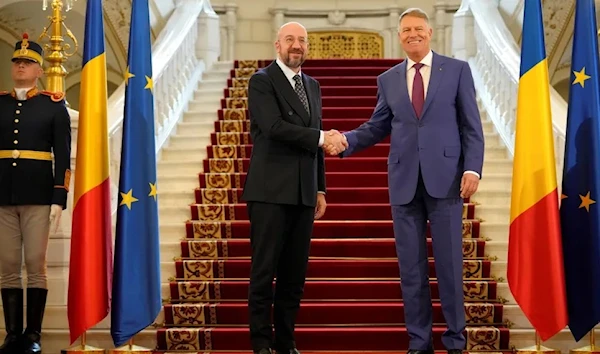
110, 0, 161, 347
560, 0, 600, 341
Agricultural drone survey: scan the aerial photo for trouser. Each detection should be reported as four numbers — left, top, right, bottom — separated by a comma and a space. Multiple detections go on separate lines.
0, 205, 50, 289
246, 201, 314, 351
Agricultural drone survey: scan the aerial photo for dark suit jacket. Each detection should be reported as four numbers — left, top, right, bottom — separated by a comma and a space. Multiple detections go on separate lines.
241, 61, 326, 208
0, 88, 71, 209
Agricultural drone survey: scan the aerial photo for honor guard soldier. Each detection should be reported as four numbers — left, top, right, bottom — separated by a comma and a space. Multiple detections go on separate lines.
0, 33, 71, 354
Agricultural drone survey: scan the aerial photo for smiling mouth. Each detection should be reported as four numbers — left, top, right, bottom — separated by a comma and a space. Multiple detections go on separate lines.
408, 40, 422, 44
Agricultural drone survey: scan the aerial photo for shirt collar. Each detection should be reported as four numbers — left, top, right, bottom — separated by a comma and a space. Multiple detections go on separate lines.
406, 50, 433, 70
276, 57, 302, 81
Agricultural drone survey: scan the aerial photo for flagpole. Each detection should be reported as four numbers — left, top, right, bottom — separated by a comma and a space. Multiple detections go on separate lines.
514, 331, 561, 354
107, 336, 152, 354
570, 330, 600, 354
60, 332, 105, 354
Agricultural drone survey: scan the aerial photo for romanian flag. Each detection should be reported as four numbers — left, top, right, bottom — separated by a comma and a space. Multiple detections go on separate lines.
507, 0, 568, 341
110, 0, 161, 347
67, 0, 113, 344
560, 0, 600, 341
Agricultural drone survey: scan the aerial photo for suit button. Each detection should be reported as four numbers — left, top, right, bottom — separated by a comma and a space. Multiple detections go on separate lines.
12, 162, 16, 167
15, 110, 20, 114
288, 111, 293, 115
13, 130, 17, 134
17, 103, 22, 107
13, 140, 17, 144
14, 119, 18, 123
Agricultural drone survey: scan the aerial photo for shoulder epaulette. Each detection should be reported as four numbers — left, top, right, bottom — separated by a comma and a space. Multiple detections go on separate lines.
0, 91, 10, 96
40, 90, 65, 102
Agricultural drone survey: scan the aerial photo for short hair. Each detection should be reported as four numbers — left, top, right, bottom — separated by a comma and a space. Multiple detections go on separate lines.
398, 8, 430, 29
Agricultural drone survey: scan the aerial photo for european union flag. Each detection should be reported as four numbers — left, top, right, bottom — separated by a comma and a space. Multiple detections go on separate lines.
110, 0, 161, 347
560, 0, 600, 342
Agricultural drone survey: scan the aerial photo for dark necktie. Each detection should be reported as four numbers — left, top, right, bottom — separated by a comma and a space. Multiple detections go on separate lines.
293, 74, 310, 114
412, 63, 424, 118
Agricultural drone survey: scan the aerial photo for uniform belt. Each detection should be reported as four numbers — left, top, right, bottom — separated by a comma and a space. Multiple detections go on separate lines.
0, 150, 52, 161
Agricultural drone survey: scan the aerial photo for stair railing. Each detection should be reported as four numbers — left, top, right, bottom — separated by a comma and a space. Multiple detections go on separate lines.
452, 0, 567, 184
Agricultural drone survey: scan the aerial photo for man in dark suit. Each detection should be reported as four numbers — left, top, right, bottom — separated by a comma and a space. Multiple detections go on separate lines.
326, 8, 485, 354
0, 34, 71, 354
241, 21, 347, 354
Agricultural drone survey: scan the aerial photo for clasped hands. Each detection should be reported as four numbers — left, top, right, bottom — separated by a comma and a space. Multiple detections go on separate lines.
323, 129, 348, 155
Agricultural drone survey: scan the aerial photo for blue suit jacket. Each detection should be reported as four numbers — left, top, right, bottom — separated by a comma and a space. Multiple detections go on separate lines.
342, 52, 485, 205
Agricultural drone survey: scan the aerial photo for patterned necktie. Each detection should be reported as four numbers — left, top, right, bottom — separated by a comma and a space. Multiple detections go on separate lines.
293, 74, 310, 114
412, 63, 424, 118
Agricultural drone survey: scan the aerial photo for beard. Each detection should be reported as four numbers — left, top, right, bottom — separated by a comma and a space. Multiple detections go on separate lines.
282, 49, 305, 68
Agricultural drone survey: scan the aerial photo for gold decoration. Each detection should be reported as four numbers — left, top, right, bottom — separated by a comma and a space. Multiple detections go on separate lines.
192, 220, 231, 239
196, 205, 226, 221
306, 31, 383, 59
466, 327, 501, 350
228, 88, 247, 98
211, 145, 237, 158
234, 68, 255, 79
204, 173, 232, 189
38, 0, 79, 96
219, 120, 248, 133
200, 188, 230, 204
224, 97, 248, 109
463, 260, 484, 279
463, 281, 489, 300
216, 133, 242, 146
222, 109, 247, 120
464, 303, 495, 324
187, 240, 220, 259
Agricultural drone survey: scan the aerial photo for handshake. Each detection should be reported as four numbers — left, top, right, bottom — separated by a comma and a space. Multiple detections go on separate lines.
323, 129, 348, 155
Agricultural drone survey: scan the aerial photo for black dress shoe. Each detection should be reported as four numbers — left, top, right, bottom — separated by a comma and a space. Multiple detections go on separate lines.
254, 349, 272, 354
447, 350, 463, 354
407, 350, 434, 354
275, 349, 300, 354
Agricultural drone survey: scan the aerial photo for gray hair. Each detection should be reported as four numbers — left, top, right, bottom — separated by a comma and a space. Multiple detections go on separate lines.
398, 8, 430, 31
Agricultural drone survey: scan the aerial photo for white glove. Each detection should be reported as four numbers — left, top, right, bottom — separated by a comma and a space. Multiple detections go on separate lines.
49, 204, 63, 234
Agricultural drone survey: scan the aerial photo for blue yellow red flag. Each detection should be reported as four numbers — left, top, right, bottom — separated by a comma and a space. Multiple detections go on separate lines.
507, 0, 568, 341
67, 0, 113, 344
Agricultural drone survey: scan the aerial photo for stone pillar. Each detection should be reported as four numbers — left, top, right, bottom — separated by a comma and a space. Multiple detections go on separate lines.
434, 1, 447, 55
196, 0, 221, 70
451, 0, 475, 60
388, 6, 401, 58
225, 3, 237, 61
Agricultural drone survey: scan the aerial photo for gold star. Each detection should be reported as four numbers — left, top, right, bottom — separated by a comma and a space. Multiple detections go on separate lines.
573, 67, 591, 88
145, 75, 153, 92
124, 66, 135, 85
119, 189, 139, 210
561, 194, 568, 199
579, 191, 596, 212
149, 182, 158, 201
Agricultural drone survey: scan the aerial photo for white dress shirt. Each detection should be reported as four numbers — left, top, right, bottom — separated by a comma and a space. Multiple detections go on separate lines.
406, 51, 480, 179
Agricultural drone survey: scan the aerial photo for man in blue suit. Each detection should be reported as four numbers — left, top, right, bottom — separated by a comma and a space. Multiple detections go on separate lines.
325, 7, 485, 354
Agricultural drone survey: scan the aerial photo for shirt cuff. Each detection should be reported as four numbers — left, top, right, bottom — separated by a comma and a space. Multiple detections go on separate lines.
463, 170, 480, 179
318, 130, 324, 147
317, 191, 325, 194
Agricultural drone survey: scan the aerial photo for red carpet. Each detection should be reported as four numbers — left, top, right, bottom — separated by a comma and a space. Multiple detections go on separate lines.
157, 59, 509, 353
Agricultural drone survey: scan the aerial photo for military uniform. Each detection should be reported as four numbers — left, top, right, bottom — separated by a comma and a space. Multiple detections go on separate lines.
0, 34, 71, 354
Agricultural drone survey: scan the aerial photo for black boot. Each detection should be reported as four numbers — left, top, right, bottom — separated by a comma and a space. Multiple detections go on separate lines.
22, 288, 47, 354
0, 288, 23, 354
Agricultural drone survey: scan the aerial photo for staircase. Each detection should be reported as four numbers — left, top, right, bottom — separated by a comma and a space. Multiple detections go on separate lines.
150, 58, 516, 353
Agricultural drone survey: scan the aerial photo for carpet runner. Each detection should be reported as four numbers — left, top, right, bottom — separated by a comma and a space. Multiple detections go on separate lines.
155, 59, 510, 353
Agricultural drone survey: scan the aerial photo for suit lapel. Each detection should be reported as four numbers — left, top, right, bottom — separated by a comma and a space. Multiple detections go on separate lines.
267, 63, 311, 126
395, 61, 418, 121
420, 52, 446, 118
